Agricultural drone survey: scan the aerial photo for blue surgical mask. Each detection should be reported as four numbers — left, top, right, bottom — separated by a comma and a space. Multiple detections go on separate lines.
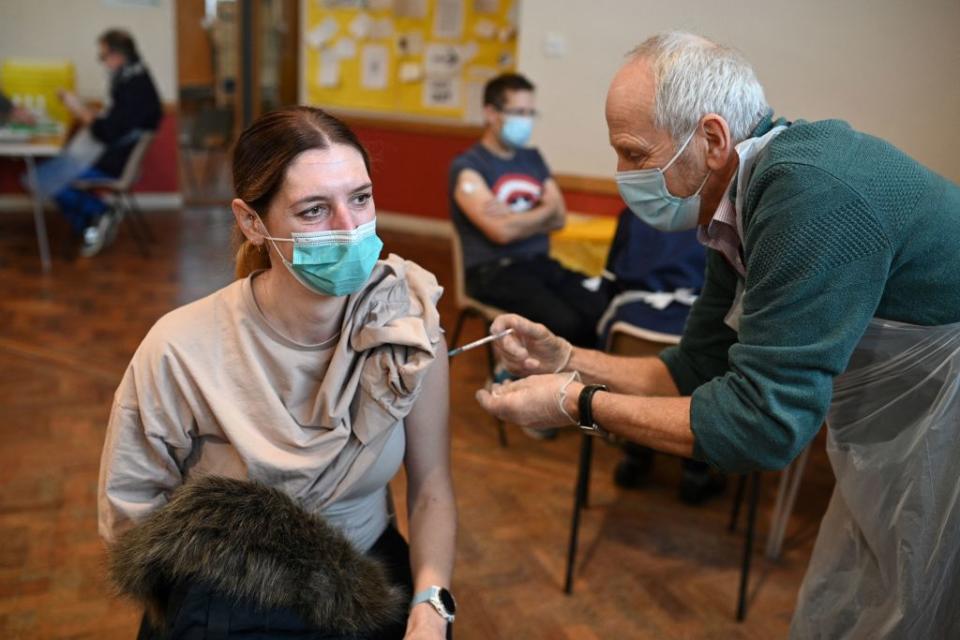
500, 115, 534, 148
615, 129, 711, 232
261, 219, 383, 296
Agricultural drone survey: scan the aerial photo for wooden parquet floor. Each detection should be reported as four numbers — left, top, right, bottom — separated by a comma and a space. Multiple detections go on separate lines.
0, 207, 834, 639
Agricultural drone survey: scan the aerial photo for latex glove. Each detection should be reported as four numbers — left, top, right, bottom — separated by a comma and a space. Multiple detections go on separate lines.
490, 314, 573, 377
476, 372, 583, 430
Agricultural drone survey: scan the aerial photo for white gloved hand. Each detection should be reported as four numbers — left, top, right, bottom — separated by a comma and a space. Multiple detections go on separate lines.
490, 314, 573, 377
475, 371, 583, 430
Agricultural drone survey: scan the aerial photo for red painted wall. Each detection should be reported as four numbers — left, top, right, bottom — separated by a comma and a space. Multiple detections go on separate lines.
0, 112, 179, 196
351, 122, 623, 220
2, 113, 623, 218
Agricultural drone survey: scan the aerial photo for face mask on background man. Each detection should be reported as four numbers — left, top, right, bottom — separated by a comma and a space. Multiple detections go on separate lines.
500, 114, 534, 148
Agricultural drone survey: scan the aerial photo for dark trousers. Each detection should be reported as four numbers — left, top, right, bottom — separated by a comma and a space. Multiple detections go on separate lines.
137, 526, 415, 640
53, 167, 110, 234
466, 255, 606, 348
622, 441, 711, 474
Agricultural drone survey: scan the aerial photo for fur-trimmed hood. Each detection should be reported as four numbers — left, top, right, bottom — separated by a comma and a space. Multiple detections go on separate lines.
107, 476, 405, 633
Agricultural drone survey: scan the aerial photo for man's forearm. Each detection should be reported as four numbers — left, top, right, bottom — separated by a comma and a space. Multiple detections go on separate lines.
563, 385, 695, 458
567, 347, 680, 397
493, 200, 562, 242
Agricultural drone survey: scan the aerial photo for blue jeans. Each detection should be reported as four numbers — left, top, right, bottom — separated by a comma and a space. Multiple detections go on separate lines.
53, 167, 110, 234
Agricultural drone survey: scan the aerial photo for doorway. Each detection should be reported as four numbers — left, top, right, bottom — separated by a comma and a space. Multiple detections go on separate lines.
175, 0, 299, 204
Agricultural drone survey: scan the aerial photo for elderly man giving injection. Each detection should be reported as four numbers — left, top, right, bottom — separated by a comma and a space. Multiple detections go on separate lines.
476, 32, 960, 639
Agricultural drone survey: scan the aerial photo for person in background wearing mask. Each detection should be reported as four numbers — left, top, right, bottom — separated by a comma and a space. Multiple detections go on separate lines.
449, 73, 604, 438
477, 32, 960, 637
49, 28, 161, 257
99, 107, 456, 639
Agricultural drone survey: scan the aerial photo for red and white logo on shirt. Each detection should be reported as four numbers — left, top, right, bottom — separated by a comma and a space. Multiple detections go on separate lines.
490, 173, 543, 213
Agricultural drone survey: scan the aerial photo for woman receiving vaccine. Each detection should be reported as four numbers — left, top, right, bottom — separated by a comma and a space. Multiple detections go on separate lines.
98, 107, 456, 640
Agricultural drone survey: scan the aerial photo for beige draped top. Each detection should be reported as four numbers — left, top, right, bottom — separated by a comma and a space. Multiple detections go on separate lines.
98, 255, 443, 551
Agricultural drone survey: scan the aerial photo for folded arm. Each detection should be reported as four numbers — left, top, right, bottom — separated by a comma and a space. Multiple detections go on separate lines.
454, 169, 565, 245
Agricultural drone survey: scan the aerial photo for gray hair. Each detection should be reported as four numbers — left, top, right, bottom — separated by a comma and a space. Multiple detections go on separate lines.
629, 32, 769, 143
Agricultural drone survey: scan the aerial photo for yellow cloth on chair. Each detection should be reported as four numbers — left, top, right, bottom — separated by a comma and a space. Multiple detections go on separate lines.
549, 213, 617, 277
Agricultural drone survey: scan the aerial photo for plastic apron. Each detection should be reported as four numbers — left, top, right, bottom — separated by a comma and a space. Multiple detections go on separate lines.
789, 318, 960, 638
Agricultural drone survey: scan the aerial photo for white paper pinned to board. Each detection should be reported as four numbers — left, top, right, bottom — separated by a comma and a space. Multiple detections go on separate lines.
433, 0, 464, 39
318, 56, 341, 88
395, 0, 427, 18
423, 77, 460, 108
349, 12, 373, 39
361, 44, 389, 90
333, 38, 358, 59
306, 17, 339, 49
424, 43, 462, 79
398, 61, 424, 83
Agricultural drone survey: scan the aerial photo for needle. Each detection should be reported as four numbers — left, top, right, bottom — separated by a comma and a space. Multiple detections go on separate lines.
447, 329, 514, 357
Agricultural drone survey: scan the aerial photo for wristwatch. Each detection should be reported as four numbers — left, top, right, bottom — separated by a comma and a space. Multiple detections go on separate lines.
578, 384, 609, 436
411, 585, 456, 624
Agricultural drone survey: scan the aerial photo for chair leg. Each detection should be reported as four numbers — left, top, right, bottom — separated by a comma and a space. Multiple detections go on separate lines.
126, 191, 156, 243
765, 444, 811, 560
450, 309, 469, 349
181, 148, 200, 198
729, 474, 748, 532
118, 193, 151, 257
564, 434, 594, 594
736, 471, 761, 622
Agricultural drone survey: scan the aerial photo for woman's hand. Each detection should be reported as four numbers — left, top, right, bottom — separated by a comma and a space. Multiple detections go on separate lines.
404, 603, 448, 639
490, 314, 573, 376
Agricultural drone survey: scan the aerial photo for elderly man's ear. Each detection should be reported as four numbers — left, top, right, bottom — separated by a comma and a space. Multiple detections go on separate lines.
701, 114, 734, 171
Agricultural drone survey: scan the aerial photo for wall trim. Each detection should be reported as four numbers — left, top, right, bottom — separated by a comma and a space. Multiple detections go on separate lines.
554, 173, 619, 196
377, 210, 452, 237
0, 193, 183, 213
339, 112, 483, 138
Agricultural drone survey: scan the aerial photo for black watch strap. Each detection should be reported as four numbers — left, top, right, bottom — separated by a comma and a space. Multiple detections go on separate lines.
578, 384, 608, 435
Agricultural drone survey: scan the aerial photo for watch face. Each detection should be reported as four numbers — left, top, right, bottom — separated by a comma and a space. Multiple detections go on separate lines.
438, 588, 456, 614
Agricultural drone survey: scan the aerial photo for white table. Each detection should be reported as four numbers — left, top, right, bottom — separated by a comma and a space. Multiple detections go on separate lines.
0, 137, 63, 272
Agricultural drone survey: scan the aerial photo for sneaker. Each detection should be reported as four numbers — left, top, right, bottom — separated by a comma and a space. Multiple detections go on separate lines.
104, 207, 122, 245
613, 447, 655, 489
678, 469, 728, 505
79, 211, 114, 257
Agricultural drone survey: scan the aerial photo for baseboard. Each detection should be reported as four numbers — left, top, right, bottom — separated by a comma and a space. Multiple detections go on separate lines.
0, 193, 183, 213
376, 210, 452, 238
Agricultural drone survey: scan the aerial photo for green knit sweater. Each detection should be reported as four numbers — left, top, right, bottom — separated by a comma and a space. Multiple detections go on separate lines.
659, 116, 960, 472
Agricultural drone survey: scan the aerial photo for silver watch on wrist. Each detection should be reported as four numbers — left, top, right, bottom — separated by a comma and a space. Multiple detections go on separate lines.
411, 585, 456, 624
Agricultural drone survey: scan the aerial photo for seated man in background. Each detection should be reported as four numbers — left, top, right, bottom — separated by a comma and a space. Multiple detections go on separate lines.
449, 73, 604, 352
40, 28, 161, 257
597, 209, 725, 504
